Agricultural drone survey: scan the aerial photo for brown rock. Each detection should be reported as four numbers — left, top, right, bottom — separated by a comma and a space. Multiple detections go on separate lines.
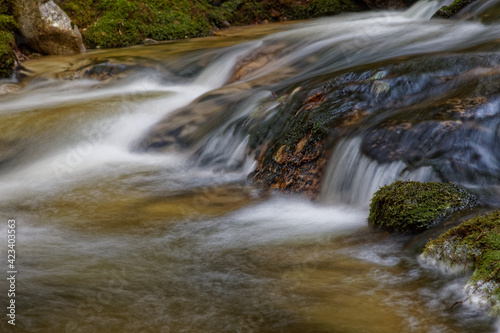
14, 0, 85, 55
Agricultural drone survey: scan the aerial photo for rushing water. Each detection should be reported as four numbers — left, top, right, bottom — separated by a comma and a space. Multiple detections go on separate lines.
2, 1, 500, 332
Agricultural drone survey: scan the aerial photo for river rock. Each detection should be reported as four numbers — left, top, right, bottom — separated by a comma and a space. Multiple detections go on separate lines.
368, 180, 478, 233
421, 210, 500, 315
432, 0, 478, 19
14, 0, 85, 55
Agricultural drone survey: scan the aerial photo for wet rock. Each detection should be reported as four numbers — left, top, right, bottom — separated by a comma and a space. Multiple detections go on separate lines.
368, 180, 478, 233
14, 0, 85, 55
143, 38, 158, 45
249, 71, 376, 196
250, 52, 500, 196
421, 210, 500, 315
432, 0, 478, 19
231, 42, 288, 83
80, 62, 130, 81
0, 82, 20, 94
136, 87, 266, 152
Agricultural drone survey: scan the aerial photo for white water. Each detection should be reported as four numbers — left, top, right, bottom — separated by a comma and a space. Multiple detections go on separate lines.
321, 138, 436, 206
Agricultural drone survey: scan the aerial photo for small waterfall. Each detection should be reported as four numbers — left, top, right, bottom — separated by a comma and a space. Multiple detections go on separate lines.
320, 137, 436, 206
191, 90, 276, 172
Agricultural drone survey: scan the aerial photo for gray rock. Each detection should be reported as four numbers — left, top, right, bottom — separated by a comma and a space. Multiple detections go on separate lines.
15, 0, 85, 55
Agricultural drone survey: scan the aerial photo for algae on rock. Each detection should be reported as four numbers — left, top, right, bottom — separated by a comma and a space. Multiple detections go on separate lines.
422, 211, 500, 315
432, 0, 478, 19
368, 180, 477, 232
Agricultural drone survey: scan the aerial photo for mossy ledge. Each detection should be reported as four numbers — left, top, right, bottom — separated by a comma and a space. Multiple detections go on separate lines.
368, 180, 477, 233
421, 211, 500, 315
432, 0, 477, 19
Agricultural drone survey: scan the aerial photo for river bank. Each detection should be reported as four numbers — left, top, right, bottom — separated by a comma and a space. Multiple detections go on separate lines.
1, 0, 423, 79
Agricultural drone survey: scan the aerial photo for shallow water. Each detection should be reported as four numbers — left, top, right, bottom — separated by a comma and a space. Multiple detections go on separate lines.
1, 0, 500, 332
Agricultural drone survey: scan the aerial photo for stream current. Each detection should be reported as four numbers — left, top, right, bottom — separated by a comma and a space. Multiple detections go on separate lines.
2, 0, 500, 332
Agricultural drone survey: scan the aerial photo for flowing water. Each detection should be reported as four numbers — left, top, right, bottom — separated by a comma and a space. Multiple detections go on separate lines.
2, 1, 500, 332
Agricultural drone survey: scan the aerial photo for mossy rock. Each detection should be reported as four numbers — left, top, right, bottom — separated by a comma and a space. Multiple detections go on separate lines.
422, 211, 500, 314
432, 0, 477, 19
368, 180, 477, 232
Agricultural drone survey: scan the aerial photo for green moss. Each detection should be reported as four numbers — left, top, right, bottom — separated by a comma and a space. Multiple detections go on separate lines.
0, 14, 16, 31
290, 0, 360, 19
0, 0, 13, 15
423, 211, 500, 312
368, 180, 477, 232
0, 29, 15, 78
432, 0, 477, 19
59, 0, 363, 49
60, 0, 214, 48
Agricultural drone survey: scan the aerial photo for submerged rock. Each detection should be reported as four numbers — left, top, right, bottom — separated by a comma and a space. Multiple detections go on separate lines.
14, 0, 85, 55
421, 211, 500, 315
368, 180, 477, 232
432, 0, 478, 19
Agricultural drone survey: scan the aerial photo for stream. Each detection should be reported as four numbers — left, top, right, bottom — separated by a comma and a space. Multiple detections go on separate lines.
2, 0, 500, 332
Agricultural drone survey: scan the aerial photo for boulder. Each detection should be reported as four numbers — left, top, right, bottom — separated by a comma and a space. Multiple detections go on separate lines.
14, 0, 85, 55
368, 181, 478, 232
432, 0, 478, 19
421, 210, 500, 315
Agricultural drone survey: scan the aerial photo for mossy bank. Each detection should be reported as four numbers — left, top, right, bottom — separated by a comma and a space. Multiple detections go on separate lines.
2, 0, 415, 78
0, 0, 16, 79
57, 0, 364, 49
368, 180, 477, 233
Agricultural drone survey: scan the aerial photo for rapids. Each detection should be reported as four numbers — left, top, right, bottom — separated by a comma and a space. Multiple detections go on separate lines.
1, 0, 500, 332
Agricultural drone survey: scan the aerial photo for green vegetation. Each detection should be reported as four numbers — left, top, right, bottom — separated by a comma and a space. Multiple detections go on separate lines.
432, 0, 477, 19
423, 211, 500, 314
0, 2, 16, 79
368, 180, 477, 232
0, 14, 15, 31
58, 0, 363, 49
0, 0, 364, 77
0, 0, 13, 15
0, 29, 15, 78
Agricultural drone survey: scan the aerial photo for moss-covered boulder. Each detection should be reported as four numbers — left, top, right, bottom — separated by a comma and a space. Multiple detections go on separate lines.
422, 211, 500, 314
368, 180, 477, 232
432, 0, 477, 19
